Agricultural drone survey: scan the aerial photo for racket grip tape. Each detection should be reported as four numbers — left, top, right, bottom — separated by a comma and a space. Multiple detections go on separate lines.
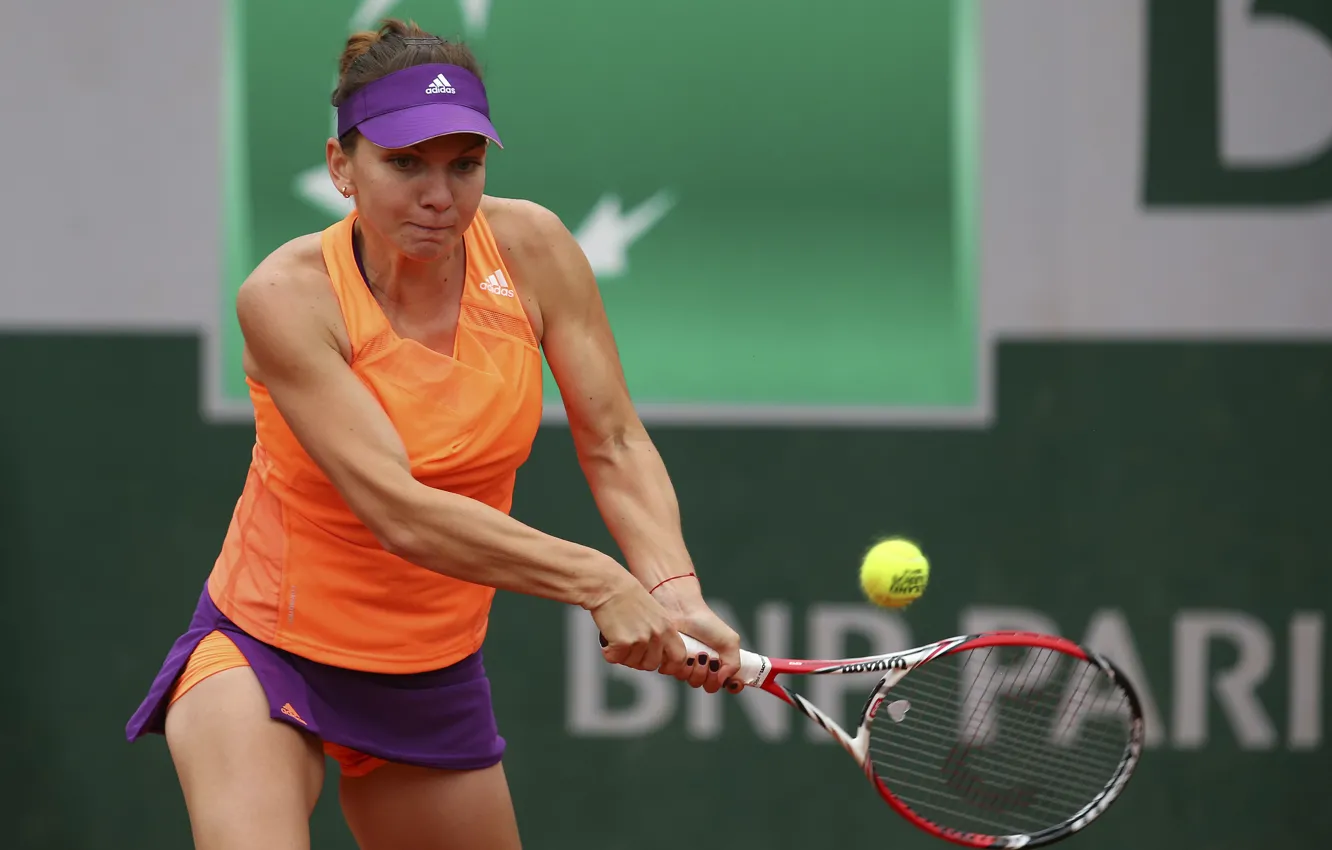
597, 632, 770, 687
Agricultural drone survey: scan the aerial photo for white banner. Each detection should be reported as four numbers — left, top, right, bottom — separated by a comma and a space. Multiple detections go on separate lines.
3, 0, 1329, 337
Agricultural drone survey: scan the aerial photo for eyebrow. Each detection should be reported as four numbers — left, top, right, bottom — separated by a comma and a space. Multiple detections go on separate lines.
394, 138, 488, 156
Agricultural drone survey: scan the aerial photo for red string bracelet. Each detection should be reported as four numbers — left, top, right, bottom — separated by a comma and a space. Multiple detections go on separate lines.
648, 572, 698, 595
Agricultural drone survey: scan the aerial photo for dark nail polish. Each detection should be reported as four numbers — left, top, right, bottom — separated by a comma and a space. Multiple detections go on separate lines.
709, 659, 720, 672
698, 653, 708, 664
686, 657, 694, 666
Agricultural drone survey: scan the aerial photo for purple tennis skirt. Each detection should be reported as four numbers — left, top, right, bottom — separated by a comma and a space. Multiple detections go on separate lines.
125, 582, 506, 771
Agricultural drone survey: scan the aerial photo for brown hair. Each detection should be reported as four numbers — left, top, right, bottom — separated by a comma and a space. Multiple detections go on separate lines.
331, 18, 484, 150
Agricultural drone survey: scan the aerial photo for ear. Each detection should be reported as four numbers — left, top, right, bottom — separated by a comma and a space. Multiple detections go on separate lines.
326, 137, 356, 198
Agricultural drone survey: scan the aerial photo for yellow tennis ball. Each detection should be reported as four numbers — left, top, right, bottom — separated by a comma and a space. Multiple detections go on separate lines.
859, 538, 930, 608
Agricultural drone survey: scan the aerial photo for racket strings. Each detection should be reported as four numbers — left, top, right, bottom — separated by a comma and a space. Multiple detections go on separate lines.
868, 646, 1133, 838
867, 673, 1116, 820
868, 668, 1109, 833
869, 703, 1116, 796
880, 648, 1129, 831
958, 651, 1129, 792
942, 647, 1129, 821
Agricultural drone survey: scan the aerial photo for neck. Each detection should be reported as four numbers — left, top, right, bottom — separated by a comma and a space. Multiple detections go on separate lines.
352, 219, 463, 310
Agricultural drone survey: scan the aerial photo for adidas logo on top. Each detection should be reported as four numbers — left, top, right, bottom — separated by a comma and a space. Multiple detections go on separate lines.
425, 74, 456, 95
480, 270, 515, 298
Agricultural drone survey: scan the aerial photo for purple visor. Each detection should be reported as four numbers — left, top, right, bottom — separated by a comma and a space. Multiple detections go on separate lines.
336, 63, 502, 149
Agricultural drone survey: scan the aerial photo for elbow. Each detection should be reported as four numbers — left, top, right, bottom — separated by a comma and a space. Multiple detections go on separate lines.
373, 519, 422, 560
357, 485, 426, 560
372, 527, 412, 559
577, 422, 649, 469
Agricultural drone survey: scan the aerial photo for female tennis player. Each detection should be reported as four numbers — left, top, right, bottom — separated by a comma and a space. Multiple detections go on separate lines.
126, 18, 742, 850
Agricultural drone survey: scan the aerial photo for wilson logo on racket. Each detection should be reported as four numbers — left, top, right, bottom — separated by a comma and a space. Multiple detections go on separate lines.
837, 656, 911, 675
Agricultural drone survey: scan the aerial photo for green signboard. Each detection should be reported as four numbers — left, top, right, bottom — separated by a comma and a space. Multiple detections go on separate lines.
216, 0, 980, 424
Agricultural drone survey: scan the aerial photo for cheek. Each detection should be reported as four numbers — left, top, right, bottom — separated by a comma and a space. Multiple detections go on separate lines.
452, 165, 485, 191
356, 175, 415, 219
365, 169, 407, 200
451, 173, 486, 212
453, 192, 483, 221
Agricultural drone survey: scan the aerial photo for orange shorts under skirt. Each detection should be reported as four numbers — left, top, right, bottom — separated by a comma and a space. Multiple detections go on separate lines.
169, 630, 388, 777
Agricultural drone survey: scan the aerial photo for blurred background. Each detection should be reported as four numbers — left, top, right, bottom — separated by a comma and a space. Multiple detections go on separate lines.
3, 0, 1330, 847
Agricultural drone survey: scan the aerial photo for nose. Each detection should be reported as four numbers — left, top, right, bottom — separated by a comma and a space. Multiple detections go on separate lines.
418, 170, 455, 213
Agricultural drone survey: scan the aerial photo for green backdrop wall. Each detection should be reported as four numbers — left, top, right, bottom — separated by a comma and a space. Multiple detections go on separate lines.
2, 335, 1327, 848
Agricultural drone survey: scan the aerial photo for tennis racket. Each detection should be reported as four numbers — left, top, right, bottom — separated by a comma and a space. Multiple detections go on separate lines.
611, 629, 1144, 848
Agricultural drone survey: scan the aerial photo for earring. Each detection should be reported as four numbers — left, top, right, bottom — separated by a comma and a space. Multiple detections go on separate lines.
341, 187, 350, 197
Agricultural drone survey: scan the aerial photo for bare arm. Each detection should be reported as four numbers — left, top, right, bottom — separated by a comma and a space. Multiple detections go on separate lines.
235, 257, 624, 611
497, 202, 693, 591
492, 199, 743, 690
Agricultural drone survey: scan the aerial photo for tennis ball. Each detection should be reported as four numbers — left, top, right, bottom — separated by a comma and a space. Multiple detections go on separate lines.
859, 538, 930, 608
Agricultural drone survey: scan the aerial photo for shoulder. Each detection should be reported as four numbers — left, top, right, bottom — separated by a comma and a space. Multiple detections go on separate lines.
236, 232, 351, 367
236, 233, 333, 313
479, 196, 595, 309
480, 195, 571, 259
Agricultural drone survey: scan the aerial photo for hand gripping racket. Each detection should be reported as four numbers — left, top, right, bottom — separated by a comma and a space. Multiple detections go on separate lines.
637, 630, 1144, 848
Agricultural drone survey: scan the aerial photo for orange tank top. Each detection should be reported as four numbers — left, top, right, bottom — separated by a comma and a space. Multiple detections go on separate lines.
208, 207, 544, 673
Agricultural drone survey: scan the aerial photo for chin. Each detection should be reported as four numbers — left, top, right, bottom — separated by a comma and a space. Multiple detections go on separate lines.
397, 233, 455, 261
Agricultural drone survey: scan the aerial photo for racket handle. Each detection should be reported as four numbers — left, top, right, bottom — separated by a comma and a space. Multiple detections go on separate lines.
597, 632, 770, 687
679, 635, 771, 686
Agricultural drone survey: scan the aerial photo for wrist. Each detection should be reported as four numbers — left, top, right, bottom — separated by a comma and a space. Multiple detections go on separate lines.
647, 571, 697, 595
578, 553, 637, 611
648, 573, 705, 614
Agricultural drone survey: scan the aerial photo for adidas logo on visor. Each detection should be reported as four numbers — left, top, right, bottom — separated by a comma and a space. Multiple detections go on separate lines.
425, 74, 455, 95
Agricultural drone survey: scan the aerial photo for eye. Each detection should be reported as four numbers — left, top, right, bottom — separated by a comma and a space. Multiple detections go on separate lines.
389, 156, 415, 169
454, 158, 483, 173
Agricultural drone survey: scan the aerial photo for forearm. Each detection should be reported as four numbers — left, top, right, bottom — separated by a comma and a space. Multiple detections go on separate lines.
382, 485, 623, 609
576, 428, 696, 590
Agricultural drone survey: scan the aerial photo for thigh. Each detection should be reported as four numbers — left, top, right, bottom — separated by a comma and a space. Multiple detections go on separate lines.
339, 761, 522, 850
164, 665, 326, 850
